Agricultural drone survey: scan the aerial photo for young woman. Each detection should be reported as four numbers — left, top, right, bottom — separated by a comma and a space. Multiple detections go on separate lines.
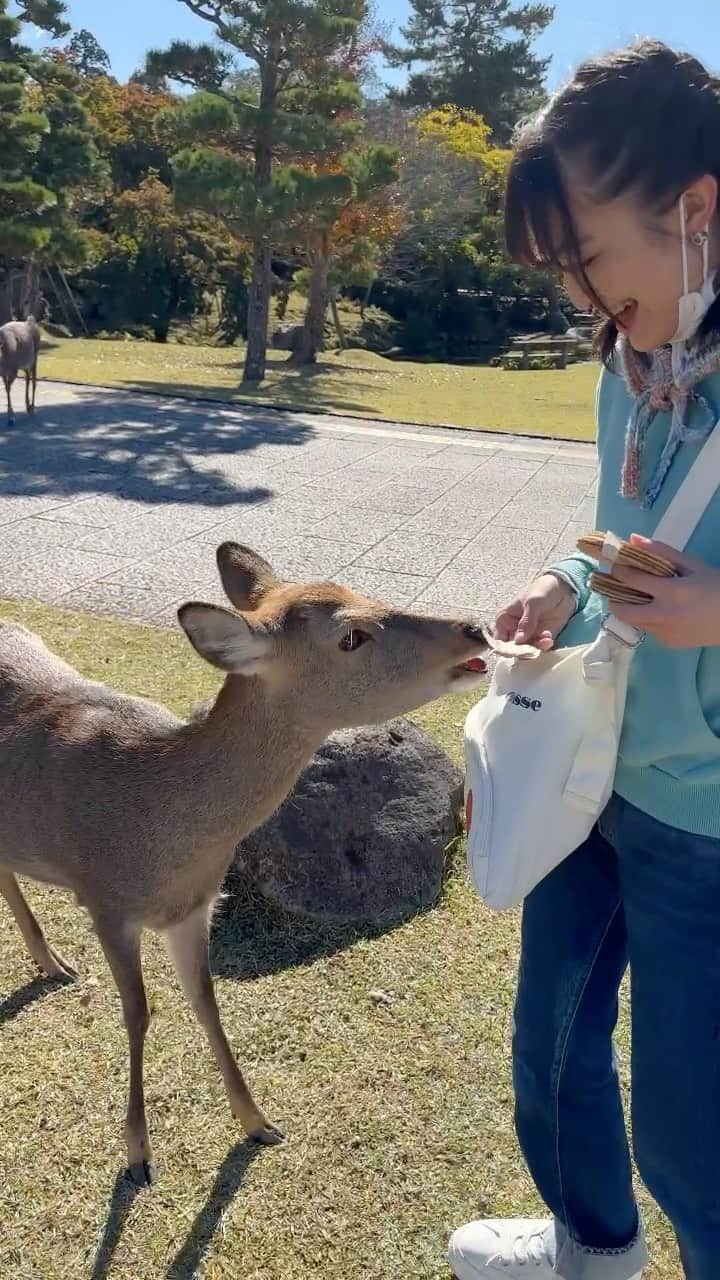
448, 40, 720, 1280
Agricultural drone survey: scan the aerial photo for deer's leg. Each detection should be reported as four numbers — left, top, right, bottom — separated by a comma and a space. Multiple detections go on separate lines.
164, 903, 283, 1145
3, 374, 13, 425
27, 359, 37, 413
0, 870, 77, 979
94, 915, 155, 1186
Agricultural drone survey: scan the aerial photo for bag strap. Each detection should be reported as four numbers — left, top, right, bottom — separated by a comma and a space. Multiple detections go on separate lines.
653, 412, 720, 550
602, 411, 720, 645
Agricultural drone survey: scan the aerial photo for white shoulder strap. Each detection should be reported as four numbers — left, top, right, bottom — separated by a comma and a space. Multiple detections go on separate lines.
654, 413, 720, 549
603, 412, 720, 644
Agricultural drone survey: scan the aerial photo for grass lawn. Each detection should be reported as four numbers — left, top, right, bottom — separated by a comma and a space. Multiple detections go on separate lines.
40, 337, 598, 441
0, 601, 675, 1280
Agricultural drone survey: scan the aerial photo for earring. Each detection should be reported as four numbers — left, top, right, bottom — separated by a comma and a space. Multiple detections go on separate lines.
692, 229, 710, 247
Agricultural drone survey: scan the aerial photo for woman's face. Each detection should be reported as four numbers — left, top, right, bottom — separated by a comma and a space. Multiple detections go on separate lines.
557, 174, 718, 353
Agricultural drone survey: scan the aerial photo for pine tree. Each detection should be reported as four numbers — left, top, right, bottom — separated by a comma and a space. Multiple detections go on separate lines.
0, 0, 100, 319
291, 142, 398, 364
0, 1, 59, 300
64, 28, 111, 79
145, 0, 367, 383
385, 0, 553, 145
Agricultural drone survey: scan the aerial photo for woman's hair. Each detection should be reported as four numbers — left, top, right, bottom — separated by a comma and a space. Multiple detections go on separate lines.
505, 40, 720, 362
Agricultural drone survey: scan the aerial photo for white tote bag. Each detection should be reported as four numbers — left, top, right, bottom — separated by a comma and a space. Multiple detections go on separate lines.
464, 417, 720, 911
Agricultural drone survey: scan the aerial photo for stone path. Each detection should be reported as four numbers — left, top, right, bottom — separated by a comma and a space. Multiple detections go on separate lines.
0, 381, 596, 627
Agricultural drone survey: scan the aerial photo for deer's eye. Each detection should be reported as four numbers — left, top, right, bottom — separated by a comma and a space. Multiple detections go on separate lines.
339, 628, 370, 652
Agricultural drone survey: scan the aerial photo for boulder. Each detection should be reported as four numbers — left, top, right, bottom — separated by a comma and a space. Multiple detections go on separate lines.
271, 322, 304, 353
236, 719, 463, 924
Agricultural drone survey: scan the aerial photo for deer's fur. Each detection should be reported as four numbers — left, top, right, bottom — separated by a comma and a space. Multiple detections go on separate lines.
0, 542, 487, 1184
0, 316, 40, 424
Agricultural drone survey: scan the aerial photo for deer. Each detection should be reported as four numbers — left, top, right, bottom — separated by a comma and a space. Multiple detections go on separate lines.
0, 542, 488, 1186
0, 315, 40, 426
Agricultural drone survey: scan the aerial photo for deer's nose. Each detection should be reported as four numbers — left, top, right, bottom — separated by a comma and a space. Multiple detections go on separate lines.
462, 622, 486, 645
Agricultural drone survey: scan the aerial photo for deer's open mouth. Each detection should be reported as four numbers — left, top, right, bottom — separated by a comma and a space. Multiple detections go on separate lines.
450, 655, 487, 681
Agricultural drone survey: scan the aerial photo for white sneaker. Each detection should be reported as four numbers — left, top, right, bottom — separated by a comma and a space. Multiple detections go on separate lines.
448, 1218, 557, 1275
447, 1216, 643, 1277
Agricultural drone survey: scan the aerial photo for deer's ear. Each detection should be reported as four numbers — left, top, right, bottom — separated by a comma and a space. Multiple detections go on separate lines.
178, 603, 273, 675
216, 543, 278, 611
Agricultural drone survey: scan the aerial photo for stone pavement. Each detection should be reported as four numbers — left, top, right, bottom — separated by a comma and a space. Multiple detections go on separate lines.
0, 381, 596, 627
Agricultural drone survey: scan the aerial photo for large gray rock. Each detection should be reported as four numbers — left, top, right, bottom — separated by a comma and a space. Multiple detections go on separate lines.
236, 719, 463, 923
271, 322, 304, 353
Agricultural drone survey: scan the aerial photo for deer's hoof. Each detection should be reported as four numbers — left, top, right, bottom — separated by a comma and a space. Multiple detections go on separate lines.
128, 1159, 157, 1187
249, 1122, 285, 1146
43, 947, 78, 981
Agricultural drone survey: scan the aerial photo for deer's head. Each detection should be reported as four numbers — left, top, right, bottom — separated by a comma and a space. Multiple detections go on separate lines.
178, 543, 488, 732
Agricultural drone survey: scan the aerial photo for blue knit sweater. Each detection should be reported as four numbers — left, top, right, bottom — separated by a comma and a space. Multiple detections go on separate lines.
551, 364, 720, 836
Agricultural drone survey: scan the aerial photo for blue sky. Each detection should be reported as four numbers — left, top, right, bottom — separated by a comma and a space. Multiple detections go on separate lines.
34, 0, 720, 90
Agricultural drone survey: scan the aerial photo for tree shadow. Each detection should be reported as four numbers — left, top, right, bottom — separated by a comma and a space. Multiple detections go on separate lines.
0, 384, 317, 509
165, 1140, 263, 1280
127, 367, 381, 419
0, 971, 72, 1027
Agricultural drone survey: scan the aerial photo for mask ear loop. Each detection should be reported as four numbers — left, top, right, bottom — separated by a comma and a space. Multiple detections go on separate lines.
680, 195, 690, 298
683, 192, 711, 281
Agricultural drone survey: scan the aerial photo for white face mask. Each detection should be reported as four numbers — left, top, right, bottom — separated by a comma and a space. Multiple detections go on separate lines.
671, 194, 716, 346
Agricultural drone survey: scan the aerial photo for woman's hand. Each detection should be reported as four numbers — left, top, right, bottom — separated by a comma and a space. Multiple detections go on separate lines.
494, 573, 576, 652
610, 535, 720, 648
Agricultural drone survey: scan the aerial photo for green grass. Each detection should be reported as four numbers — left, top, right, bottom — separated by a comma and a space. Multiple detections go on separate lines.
40, 337, 598, 441
0, 600, 675, 1280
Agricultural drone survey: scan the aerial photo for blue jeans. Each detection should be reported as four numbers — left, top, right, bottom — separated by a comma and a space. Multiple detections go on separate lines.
513, 794, 720, 1280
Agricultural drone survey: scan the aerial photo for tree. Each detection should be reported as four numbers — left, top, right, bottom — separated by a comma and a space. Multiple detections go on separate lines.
275, 15, 399, 364
0, 0, 100, 320
80, 77, 175, 190
370, 101, 563, 357
73, 171, 243, 340
144, 0, 367, 383
320, 194, 401, 346
385, 0, 553, 145
291, 143, 398, 363
64, 27, 111, 78
365, 103, 506, 356
374, 106, 495, 291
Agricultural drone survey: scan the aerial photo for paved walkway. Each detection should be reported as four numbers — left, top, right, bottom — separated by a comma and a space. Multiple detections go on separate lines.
0, 381, 596, 627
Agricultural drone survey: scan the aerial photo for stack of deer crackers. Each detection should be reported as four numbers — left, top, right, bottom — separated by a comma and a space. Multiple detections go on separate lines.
576, 532, 677, 607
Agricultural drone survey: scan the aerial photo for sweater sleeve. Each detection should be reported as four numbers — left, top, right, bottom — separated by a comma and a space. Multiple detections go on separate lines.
544, 372, 604, 615
546, 554, 596, 613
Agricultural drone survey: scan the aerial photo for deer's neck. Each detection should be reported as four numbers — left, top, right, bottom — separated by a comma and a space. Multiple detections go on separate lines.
160, 677, 322, 854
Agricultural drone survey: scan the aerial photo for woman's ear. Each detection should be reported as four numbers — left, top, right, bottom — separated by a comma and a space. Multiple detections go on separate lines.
683, 174, 718, 234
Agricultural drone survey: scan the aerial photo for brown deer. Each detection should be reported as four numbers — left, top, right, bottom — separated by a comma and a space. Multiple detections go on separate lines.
0, 316, 40, 425
0, 542, 487, 1185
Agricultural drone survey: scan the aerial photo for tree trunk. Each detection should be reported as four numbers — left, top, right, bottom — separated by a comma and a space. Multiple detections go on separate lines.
546, 277, 569, 334
20, 261, 41, 319
244, 239, 273, 382
45, 267, 74, 331
242, 63, 277, 385
63, 269, 87, 332
330, 287, 346, 349
360, 281, 372, 321
0, 269, 13, 325
293, 232, 330, 366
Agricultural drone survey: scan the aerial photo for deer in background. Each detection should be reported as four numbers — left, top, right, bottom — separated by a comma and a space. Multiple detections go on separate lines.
0, 315, 40, 425
0, 543, 488, 1186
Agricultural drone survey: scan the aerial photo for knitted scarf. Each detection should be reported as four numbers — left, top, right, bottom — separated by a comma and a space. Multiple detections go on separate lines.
620, 336, 720, 506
